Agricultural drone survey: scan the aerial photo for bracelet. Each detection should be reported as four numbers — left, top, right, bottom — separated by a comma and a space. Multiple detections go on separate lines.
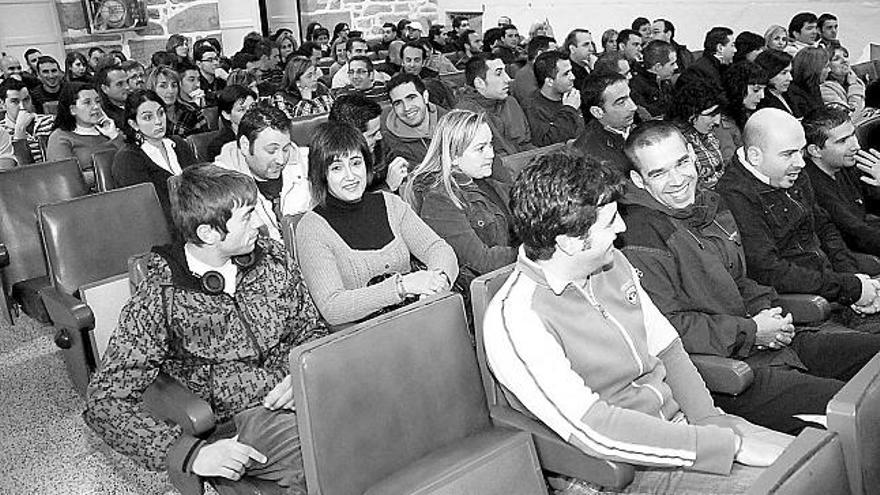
395, 273, 407, 299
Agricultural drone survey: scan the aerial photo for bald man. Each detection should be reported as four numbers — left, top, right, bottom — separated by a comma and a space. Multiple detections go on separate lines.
0, 56, 23, 82
717, 108, 880, 333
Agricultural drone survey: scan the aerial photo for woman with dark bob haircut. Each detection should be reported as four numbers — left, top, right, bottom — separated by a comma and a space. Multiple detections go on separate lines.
755, 49, 794, 113
295, 121, 458, 325
716, 60, 768, 162
46, 82, 123, 188
668, 78, 728, 188
112, 89, 197, 219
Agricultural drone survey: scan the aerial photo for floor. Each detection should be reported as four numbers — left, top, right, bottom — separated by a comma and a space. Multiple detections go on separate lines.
0, 312, 181, 494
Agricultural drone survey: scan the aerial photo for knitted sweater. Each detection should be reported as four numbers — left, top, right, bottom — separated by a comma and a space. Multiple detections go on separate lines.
46, 128, 123, 187
295, 192, 459, 325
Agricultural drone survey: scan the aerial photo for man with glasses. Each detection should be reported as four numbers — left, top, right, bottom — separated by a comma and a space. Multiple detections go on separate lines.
331, 38, 389, 89
121, 60, 146, 91
332, 56, 389, 103
195, 43, 227, 107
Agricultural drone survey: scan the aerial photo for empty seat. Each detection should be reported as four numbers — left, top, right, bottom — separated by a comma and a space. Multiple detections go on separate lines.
91, 149, 117, 192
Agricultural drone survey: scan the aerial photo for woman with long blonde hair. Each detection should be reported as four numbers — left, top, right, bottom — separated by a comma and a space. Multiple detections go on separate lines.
405, 109, 516, 289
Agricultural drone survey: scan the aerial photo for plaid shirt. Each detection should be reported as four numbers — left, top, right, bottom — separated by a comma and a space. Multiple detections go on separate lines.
167, 100, 208, 138
680, 124, 724, 189
272, 85, 335, 119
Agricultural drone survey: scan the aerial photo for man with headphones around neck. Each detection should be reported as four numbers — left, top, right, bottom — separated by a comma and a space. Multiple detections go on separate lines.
85, 164, 328, 495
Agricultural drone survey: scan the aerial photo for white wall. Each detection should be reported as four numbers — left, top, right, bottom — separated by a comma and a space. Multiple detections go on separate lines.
0, 0, 65, 61
443, 0, 879, 61
216, 0, 261, 54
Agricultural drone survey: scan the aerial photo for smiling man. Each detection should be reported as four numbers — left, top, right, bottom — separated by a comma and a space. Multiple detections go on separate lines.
214, 102, 311, 241
484, 150, 792, 494
619, 120, 880, 435
457, 53, 533, 158
382, 73, 447, 167
717, 108, 880, 333
30, 56, 63, 114
573, 72, 638, 174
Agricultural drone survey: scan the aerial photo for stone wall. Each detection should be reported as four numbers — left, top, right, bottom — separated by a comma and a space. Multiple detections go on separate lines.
55, 0, 221, 64
299, 0, 439, 39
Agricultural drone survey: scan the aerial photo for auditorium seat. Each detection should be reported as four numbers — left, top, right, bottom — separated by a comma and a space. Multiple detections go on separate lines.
289, 112, 328, 146
856, 114, 880, 152
185, 130, 221, 162
91, 149, 117, 192
0, 158, 88, 324
747, 428, 851, 495
39, 183, 171, 394
280, 213, 305, 261
290, 292, 548, 495
827, 351, 880, 495
202, 106, 220, 131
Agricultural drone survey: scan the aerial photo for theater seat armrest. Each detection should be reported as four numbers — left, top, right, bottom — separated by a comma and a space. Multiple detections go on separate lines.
776, 294, 831, 324
144, 372, 215, 437
690, 354, 753, 396
0, 243, 8, 267
41, 286, 94, 331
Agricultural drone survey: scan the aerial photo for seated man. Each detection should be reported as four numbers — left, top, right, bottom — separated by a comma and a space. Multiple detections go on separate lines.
803, 106, 880, 257
382, 73, 447, 167
457, 53, 534, 156
510, 35, 556, 106
483, 150, 791, 493
85, 163, 328, 494
0, 78, 54, 164
620, 121, 880, 434
717, 108, 880, 333
563, 29, 595, 91
679, 27, 736, 93
214, 102, 311, 241
523, 50, 584, 146
572, 72, 638, 174
331, 38, 390, 89
453, 29, 483, 70
331, 55, 389, 103
206, 85, 257, 162
30, 55, 63, 114
96, 61, 130, 131
171, 61, 211, 138
194, 43, 227, 107
628, 40, 677, 119
399, 41, 456, 109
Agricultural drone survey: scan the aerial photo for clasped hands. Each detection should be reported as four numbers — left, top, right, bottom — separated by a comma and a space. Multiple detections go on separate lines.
852, 274, 880, 315
751, 307, 794, 351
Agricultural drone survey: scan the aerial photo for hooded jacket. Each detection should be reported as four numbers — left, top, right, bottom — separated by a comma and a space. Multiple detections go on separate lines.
382, 101, 447, 167
455, 86, 534, 156
619, 187, 804, 370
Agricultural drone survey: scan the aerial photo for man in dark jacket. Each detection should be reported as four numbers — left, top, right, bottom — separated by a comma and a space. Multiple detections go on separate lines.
678, 27, 736, 93
651, 19, 695, 71
523, 51, 584, 146
716, 108, 880, 332
383, 73, 447, 168
400, 41, 456, 109
456, 53, 534, 156
629, 40, 677, 119
572, 72, 637, 173
803, 106, 880, 257
620, 121, 880, 434
85, 164, 328, 495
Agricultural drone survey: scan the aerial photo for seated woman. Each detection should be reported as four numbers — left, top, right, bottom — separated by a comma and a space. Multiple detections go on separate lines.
206, 85, 257, 162
822, 45, 866, 116
755, 49, 794, 113
65, 51, 92, 84
789, 46, 830, 118
668, 78, 726, 188
112, 89, 197, 218
146, 65, 201, 139
296, 121, 458, 325
716, 60, 768, 163
404, 110, 516, 289
273, 56, 334, 119
46, 82, 123, 188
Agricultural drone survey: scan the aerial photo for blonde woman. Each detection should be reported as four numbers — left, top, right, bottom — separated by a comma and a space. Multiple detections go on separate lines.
764, 25, 790, 53
404, 109, 516, 289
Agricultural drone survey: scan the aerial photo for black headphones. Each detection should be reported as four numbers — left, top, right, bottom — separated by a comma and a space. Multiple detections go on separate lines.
200, 251, 257, 295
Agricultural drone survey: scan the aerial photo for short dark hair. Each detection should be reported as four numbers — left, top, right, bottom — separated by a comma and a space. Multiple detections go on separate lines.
817, 13, 838, 30
329, 93, 382, 132
237, 101, 291, 153
563, 29, 591, 55
464, 52, 501, 87
169, 164, 258, 246
387, 72, 426, 95
347, 55, 374, 72
624, 120, 686, 172
382, 22, 398, 33
803, 105, 850, 147
754, 49, 792, 80
582, 72, 626, 110
123, 89, 166, 143
174, 59, 200, 77
452, 16, 468, 30
667, 77, 726, 123
312, 27, 330, 41
866, 79, 880, 109
483, 27, 504, 51
631, 17, 650, 31
510, 150, 624, 261
308, 121, 373, 206
733, 31, 765, 62
230, 52, 258, 70
593, 51, 627, 76
193, 43, 218, 63
789, 12, 818, 37
642, 40, 673, 68
401, 40, 428, 59
217, 84, 257, 124
87, 47, 104, 58
703, 26, 734, 54
52, 82, 97, 131
345, 37, 368, 53
502, 24, 518, 37
533, 51, 565, 86
654, 19, 675, 39
151, 50, 176, 68
95, 60, 124, 86
616, 29, 640, 49
527, 35, 556, 62
36, 55, 59, 72
723, 60, 769, 127
296, 42, 321, 59
25, 48, 42, 61
0, 77, 26, 100
457, 29, 477, 52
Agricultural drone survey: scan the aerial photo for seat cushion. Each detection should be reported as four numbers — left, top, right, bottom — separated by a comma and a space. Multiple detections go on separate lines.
11, 276, 51, 323
365, 429, 545, 495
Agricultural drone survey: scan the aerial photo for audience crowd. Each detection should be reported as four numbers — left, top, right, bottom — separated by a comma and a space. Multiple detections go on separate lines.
2, 9, 880, 495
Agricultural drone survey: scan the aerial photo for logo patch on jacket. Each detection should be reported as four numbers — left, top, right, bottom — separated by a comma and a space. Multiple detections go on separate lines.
622, 281, 639, 305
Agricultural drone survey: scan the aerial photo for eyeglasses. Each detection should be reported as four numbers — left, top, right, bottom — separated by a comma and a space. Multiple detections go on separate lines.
201, 57, 218, 63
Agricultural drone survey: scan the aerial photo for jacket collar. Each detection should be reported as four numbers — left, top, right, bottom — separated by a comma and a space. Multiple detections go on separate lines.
153, 241, 264, 293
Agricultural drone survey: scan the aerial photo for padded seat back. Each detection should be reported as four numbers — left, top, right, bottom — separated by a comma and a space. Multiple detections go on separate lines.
290, 293, 490, 495
0, 158, 88, 290
280, 213, 305, 261
202, 106, 220, 131
289, 113, 328, 146
501, 143, 567, 180
92, 149, 117, 192
828, 351, 880, 495
38, 183, 171, 295
186, 130, 221, 162
747, 428, 851, 495
856, 114, 880, 152
471, 264, 515, 406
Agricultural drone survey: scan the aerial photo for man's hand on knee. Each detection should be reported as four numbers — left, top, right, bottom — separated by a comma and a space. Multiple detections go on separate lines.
263, 374, 295, 411
192, 436, 267, 481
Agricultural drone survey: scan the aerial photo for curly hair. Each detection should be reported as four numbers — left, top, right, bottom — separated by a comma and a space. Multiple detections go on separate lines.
668, 78, 727, 124
510, 151, 624, 261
